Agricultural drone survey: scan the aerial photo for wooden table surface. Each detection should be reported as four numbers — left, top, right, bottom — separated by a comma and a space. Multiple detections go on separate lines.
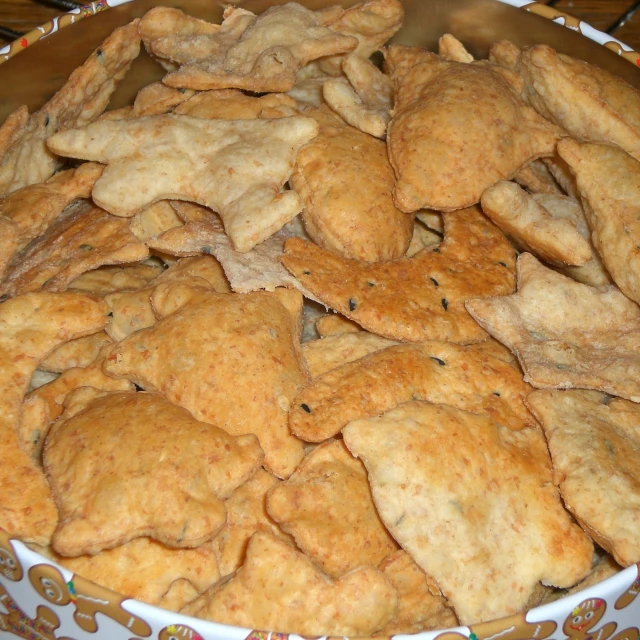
1, 0, 640, 49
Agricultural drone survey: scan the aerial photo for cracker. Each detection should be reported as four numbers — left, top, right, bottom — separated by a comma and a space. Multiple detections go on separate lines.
174, 89, 298, 119
514, 158, 563, 196
466, 253, 640, 401
129, 201, 183, 241
103, 291, 308, 478
526, 389, 640, 566
0, 291, 109, 545
39, 331, 113, 373
378, 550, 459, 634
289, 341, 536, 442
49, 537, 219, 611
0, 20, 140, 195
281, 206, 515, 343
142, 4, 358, 92
180, 531, 397, 636
267, 439, 398, 577
214, 469, 293, 578
67, 263, 164, 295
289, 107, 413, 261
302, 331, 397, 378
480, 180, 592, 266
342, 401, 593, 624
132, 82, 195, 117
0, 162, 103, 250
0, 216, 18, 282
384, 45, 561, 212
47, 115, 320, 253
323, 56, 392, 138
20, 345, 135, 459
518, 44, 640, 160
44, 390, 264, 556
488, 39, 521, 71
288, 76, 330, 107
558, 138, 640, 303
315, 313, 361, 336
0, 202, 149, 298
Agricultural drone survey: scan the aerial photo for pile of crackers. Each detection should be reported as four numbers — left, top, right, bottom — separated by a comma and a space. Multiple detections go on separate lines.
0, 0, 639, 633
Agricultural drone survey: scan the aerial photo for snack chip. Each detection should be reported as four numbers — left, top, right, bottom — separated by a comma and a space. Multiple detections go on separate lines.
47, 115, 320, 253
343, 400, 593, 624
44, 390, 264, 556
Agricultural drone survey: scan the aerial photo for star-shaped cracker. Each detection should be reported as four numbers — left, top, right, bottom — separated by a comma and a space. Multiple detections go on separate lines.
558, 138, 640, 304
181, 531, 398, 636
44, 390, 264, 556
0, 20, 140, 195
466, 253, 640, 401
266, 440, 398, 577
103, 290, 308, 478
384, 45, 561, 212
141, 3, 358, 92
289, 341, 536, 442
527, 389, 640, 566
281, 206, 516, 343
343, 401, 593, 624
47, 114, 319, 252
0, 291, 109, 545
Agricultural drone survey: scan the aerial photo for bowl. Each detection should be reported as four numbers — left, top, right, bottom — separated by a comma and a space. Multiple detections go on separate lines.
0, 1, 639, 639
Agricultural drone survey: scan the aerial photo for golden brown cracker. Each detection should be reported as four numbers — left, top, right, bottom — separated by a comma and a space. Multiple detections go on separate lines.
1, 202, 149, 298
480, 180, 592, 266
290, 107, 413, 261
48, 115, 319, 253
315, 313, 361, 336
103, 291, 308, 478
129, 200, 183, 241
50, 537, 219, 611
302, 331, 398, 378
181, 531, 398, 636
0, 162, 103, 250
0, 291, 109, 545
67, 262, 163, 295
466, 253, 640, 402
267, 439, 398, 577
39, 331, 113, 373
45, 390, 264, 556
438, 34, 474, 63
214, 469, 293, 578
281, 206, 515, 343
385, 45, 561, 212
526, 389, 640, 566
143, 4, 358, 92
0, 20, 140, 195
133, 82, 195, 117
378, 550, 459, 634
174, 89, 298, 119
514, 159, 564, 196
558, 138, 640, 303
343, 401, 593, 624
289, 341, 536, 442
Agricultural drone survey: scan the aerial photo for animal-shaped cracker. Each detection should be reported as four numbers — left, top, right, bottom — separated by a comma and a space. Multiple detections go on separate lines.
466, 253, 640, 401
343, 401, 593, 624
103, 290, 308, 478
385, 45, 561, 212
281, 206, 515, 343
181, 531, 398, 636
141, 3, 358, 92
518, 45, 640, 160
527, 390, 640, 566
0, 291, 108, 545
47, 537, 220, 611
378, 550, 459, 634
214, 469, 293, 577
0, 20, 140, 195
322, 55, 393, 138
267, 440, 398, 577
289, 341, 536, 442
0, 202, 149, 299
47, 114, 319, 253
438, 33, 474, 63
0, 162, 103, 250
44, 390, 264, 556
480, 180, 592, 266
290, 107, 413, 261
558, 138, 640, 303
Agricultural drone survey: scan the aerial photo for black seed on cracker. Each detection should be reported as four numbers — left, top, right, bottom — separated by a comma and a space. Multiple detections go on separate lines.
430, 277, 439, 287
79, 244, 93, 251
301, 403, 312, 413
201, 246, 212, 254
349, 298, 357, 311
441, 298, 448, 311
430, 357, 446, 366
